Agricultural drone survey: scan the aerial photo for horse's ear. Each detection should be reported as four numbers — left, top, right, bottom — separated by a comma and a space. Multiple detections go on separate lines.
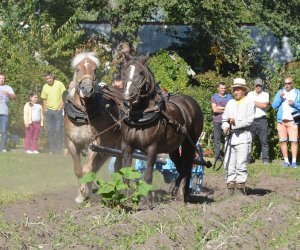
122, 52, 132, 62
141, 53, 150, 64
75, 48, 81, 55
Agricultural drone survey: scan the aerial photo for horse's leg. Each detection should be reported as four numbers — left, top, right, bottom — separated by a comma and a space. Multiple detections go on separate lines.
169, 148, 182, 195
114, 139, 125, 172
122, 144, 134, 168
77, 150, 104, 202
175, 140, 194, 202
67, 140, 85, 203
114, 156, 123, 172
142, 148, 157, 207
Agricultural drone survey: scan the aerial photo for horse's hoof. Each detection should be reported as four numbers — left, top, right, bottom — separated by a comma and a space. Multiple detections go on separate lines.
75, 194, 86, 204
175, 194, 184, 202
175, 189, 185, 202
171, 186, 179, 196
139, 193, 154, 209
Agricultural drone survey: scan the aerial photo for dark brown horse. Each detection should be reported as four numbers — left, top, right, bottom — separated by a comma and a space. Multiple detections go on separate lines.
64, 52, 123, 203
120, 53, 204, 203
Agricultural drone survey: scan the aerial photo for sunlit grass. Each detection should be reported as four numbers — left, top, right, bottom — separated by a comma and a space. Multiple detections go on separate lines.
1, 152, 299, 205
0, 152, 77, 204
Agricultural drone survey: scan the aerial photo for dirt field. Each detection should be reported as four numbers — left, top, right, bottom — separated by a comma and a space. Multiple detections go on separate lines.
0, 165, 299, 249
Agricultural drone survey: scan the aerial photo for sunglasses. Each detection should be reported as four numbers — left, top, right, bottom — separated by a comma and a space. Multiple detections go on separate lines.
284, 82, 293, 85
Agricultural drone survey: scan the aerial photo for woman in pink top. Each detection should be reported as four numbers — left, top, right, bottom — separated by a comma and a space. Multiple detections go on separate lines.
23, 92, 44, 154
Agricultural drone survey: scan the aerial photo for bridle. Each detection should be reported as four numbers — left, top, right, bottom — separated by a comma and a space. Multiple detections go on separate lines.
73, 69, 97, 97
123, 61, 151, 99
77, 74, 95, 85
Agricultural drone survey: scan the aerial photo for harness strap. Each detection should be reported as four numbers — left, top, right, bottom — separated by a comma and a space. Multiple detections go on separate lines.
65, 95, 86, 113
162, 100, 212, 168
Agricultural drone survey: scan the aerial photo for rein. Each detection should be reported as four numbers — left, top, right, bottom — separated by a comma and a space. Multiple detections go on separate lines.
161, 100, 212, 168
212, 125, 233, 171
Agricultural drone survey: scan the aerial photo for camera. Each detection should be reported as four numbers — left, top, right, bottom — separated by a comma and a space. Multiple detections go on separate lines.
291, 110, 300, 123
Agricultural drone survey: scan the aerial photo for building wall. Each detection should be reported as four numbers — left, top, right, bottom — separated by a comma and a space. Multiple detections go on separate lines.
79, 22, 295, 63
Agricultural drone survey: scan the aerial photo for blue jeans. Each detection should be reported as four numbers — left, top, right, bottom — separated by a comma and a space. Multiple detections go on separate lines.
0, 114, 9, 151
45, 109, 63, 153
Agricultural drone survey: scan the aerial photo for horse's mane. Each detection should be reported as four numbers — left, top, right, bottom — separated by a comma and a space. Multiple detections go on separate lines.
71, 52, 100, 68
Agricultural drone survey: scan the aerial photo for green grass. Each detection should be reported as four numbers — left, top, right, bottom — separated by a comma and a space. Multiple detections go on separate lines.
205, 158, 300, 179
0, 152, 77, 204
1, 153, 299, 206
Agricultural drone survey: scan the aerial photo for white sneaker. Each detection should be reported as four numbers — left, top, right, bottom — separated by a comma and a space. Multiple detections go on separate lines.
32, 150, 39, 154
26, 150, 33, 154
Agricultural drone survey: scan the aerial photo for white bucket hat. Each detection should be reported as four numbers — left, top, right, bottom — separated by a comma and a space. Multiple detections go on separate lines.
231, 78, 249, 91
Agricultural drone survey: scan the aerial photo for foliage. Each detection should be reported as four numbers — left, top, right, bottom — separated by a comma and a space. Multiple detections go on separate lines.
245, 0, 300, 56
161, 0, 299, 73
182, 71, 233, 147
147, 49, 189, 92
0, 1, 87, 134
80, 167, 152, 209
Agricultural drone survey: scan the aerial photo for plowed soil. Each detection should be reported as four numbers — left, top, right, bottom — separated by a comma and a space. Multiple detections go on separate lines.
1, 166, 299, 249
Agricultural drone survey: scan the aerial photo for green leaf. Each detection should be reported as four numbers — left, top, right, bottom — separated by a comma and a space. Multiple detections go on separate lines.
114, 178, 129, 191
79, 172, 96, 184
98, 183, 115, 194
119, 167, 142, 180
111, 172, 123, 182
136, 181, 152, 196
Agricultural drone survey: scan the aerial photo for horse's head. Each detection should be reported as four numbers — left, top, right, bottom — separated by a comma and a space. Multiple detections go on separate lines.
122, 53, 155, 105
71, 52, 100, 98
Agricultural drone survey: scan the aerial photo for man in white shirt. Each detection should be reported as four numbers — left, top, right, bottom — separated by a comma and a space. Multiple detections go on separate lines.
0, 73, 16, 152
222, 78, 255, 196
247, 78, 270, 164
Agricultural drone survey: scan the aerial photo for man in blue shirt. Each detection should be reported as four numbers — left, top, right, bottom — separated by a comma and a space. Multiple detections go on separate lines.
211, 82, 232, 161
272, 76, 300, 168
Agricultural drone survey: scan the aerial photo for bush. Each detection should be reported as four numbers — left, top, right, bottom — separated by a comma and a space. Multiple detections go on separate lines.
182, 71, 233, 149
148, 49, 190, 92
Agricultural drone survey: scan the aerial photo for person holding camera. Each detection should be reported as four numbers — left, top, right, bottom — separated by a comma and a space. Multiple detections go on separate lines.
271, 76, 300, 168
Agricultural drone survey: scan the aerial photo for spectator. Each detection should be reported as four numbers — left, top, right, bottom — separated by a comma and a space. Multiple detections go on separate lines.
112, 74, 124, 89
271, 76, 300, 168
222, 78, 255, 196
41, 72, 66, 154
63, 80, 76, 156
211, 82, 232, 161
247, 78, 270, 164
0, 72, 16, 152
23, 92, 44, 154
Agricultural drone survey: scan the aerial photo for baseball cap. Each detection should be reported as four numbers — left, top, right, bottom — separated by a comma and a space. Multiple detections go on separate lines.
254, 78, 264, 87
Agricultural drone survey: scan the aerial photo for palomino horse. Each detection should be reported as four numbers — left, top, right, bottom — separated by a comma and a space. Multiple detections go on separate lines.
64, 52, 122, 203
120, 53, 204, 203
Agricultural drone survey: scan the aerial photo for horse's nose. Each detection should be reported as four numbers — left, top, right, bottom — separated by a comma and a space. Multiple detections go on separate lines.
124, 93, 130, 101
80, 85, 94, 96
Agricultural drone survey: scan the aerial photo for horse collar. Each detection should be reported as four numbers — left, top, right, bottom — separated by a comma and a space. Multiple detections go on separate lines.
120, 97, 164, 127
64, 96, 102, 124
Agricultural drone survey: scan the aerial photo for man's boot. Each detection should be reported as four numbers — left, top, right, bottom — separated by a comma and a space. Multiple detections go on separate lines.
236, 183, 246, 195
227, 182, 235, 196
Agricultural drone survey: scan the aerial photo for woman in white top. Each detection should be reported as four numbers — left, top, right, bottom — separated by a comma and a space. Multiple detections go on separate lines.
23, 92, 44, 154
